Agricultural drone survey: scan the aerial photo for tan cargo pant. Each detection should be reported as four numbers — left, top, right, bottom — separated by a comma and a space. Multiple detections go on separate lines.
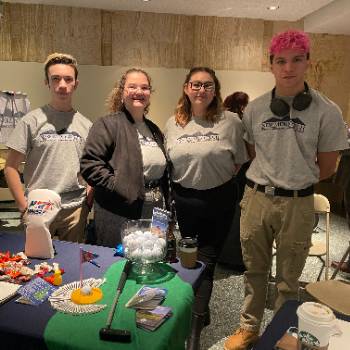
50, 203, 89, 243
239, 185, 314, 332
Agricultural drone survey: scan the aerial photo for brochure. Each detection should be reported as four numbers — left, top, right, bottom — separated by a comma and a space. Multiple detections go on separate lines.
16, 277, 56, 305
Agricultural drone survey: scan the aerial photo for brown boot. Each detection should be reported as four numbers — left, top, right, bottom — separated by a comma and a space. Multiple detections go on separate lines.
224, 328, 259, 350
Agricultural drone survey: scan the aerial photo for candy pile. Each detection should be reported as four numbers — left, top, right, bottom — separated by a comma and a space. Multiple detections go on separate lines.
35, 262, 64, 285
123, 230, 166, 263
0, 252, 64, 285
0, 251, 32, 282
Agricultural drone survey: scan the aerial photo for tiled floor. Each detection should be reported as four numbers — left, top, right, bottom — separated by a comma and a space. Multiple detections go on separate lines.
1, 203, 349, 350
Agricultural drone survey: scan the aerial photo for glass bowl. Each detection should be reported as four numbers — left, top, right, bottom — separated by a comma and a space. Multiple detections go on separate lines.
121, 219, 167, 266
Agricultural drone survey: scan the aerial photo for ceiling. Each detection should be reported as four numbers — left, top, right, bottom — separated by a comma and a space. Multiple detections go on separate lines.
3, 0, 350, 35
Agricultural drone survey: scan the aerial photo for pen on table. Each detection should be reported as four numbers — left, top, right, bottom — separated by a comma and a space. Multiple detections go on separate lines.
89, 260, 101, 268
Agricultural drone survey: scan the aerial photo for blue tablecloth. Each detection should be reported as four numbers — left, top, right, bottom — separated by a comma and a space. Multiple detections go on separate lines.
0, 232, 204, 350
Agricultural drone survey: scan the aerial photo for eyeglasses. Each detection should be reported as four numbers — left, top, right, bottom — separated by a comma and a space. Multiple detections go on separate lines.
125, 85, 152, 93
188, 81, 215, 92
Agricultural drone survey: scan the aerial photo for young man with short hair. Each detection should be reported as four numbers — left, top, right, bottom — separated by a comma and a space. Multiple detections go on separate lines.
224, 30, 348, 350
5, 53, 92, 242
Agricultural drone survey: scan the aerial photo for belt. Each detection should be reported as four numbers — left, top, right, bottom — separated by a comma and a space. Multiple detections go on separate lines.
145, 179, 161, 189
246, 179, 313, 197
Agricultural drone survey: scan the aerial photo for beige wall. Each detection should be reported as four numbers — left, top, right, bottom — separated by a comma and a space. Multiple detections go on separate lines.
0, 61, 274, 129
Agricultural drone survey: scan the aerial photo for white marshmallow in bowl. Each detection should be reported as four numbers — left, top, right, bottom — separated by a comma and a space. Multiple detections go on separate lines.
129, 247, 142, 260
152, 246, 163, 260
142, 248, 154, 260
143, 231, 153, 240
155, 237, 166, 248
143, 239, 154, 250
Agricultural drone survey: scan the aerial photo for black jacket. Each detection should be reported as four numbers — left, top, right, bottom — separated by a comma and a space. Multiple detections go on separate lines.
80, 109, 170, 219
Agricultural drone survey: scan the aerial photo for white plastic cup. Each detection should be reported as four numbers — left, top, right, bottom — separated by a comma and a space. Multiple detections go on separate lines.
296, 302, 340, 349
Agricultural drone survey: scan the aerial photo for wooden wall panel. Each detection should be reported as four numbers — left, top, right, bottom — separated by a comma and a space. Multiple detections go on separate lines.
306, 34, 350, 123
0, 3, 101, 64
193, 17, 264, 70
0, 3, 12, 61
110, 11, 193, 68
101, 11, 113, 66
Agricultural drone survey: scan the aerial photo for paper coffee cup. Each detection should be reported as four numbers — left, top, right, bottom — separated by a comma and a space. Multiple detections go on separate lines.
297, 302, 338, 349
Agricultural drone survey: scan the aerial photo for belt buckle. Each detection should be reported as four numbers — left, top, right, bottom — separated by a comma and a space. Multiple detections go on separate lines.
265, 186, 275, 196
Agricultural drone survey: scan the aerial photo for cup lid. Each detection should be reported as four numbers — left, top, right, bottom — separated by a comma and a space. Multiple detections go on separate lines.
178, 237, 197, 248
297, 302, 335, 324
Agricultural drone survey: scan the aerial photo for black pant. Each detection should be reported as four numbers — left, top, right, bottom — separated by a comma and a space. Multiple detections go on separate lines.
173, 178, 236, 315
218, 161, 250, 267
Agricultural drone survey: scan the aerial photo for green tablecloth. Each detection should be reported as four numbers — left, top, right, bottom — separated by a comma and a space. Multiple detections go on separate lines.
44, 260, 194, 350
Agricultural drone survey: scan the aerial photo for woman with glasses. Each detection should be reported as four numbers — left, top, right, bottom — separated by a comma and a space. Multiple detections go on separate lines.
80, 68, 169, 248
165, 67, 249, 350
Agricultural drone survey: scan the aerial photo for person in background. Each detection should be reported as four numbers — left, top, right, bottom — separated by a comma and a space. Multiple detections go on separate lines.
219, 91, 250, 272
223, 91, 249, 119
331, 126, 350, 273
80, 68, 169, 248
224, 30, 349, 350
165, 67, 249, 350
4, 53, 92, 243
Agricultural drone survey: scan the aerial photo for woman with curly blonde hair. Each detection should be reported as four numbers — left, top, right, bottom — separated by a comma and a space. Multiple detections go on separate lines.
165, 67, 249, 350
81, 68, 169, 247
106, 68, 152, 114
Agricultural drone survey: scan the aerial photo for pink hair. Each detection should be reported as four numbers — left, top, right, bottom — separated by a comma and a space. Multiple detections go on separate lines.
269, 30, 310, 56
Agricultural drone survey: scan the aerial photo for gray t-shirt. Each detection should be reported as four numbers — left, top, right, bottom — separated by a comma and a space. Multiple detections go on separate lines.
135, 121, 166, 181
6, 105, 92, 208
243, 88, 349, 189
165, 111, 249, 190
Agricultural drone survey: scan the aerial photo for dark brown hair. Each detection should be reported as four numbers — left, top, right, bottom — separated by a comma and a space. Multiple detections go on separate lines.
223, 91, 249, 119
175, 67, 223, 127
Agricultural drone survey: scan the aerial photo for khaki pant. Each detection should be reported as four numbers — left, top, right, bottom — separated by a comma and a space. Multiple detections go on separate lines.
239, 186, 314, 331
50, 203, 89, 243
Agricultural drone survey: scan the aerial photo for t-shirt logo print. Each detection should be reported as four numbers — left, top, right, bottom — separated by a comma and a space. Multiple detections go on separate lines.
138, 134, 158, 147
28, 200, 53, 215
176, 131, 220, 144
39, 129, 84, 142
261, 114, 305, 133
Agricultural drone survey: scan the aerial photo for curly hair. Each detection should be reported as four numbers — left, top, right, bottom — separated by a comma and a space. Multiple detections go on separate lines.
44, 52, 78, 81
223, 91, 249, 119
106, 68, 152, 114
269, 30, 310, 64
175, 67, 223, 127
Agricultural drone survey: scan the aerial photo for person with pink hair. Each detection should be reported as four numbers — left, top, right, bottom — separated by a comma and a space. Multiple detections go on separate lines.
224, 29, 348, 350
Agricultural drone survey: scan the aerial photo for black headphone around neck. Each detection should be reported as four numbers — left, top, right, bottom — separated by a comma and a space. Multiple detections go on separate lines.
270, 82, 312, 117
